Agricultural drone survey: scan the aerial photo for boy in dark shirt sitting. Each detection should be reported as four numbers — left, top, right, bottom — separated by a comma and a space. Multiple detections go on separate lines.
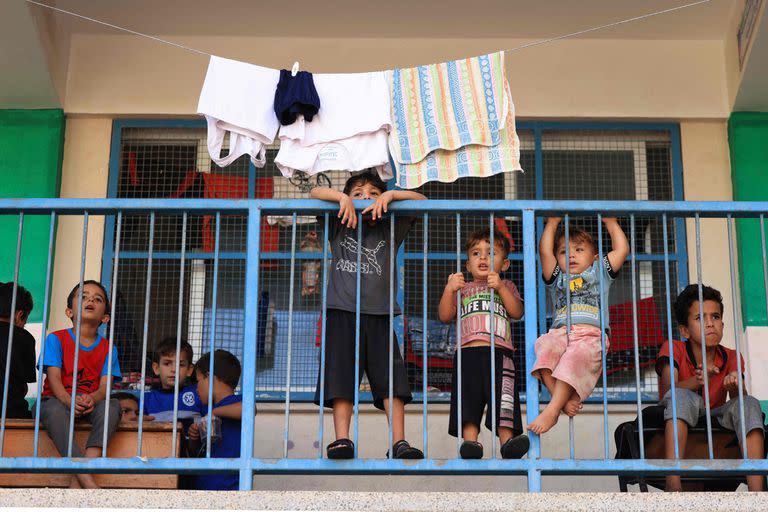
0, 282, 36, 419
188, 349, 243, 491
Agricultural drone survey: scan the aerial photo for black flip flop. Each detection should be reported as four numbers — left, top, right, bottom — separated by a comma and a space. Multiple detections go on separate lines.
500, 433, 530, 459
327, 438, 354, 459
459, 440, 484, 459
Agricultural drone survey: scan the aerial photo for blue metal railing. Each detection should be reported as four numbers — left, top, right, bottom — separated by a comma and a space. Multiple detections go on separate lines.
0, 197, 767, 492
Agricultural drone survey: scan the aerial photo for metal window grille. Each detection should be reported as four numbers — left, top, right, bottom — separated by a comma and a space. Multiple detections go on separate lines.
106, 123, 684, 401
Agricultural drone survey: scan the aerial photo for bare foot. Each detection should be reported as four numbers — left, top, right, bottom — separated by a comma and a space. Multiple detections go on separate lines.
527, 407, 560, 434
563, 394, 582, 417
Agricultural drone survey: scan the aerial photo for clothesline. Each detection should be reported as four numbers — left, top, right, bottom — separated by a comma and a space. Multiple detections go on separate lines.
25, 0, 713, 71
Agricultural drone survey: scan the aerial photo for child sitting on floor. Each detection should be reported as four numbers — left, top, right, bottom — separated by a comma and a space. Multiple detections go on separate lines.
115, 392, 139, 422
528, 217, 628, 434
143, 337, 205, 423
143, 337, 242, 425
39, 280, 122, 489
438, 228, 529, 459
0, 282, 37, 419
657, 284, 765, 492
188, 349, 243, 491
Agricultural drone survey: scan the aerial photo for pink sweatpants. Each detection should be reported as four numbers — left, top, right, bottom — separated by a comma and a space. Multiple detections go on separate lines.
530, 325, 607, 402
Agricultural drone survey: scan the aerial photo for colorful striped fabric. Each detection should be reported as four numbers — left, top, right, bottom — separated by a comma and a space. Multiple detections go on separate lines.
394, 86, 522, 189
389, 51, 523, 189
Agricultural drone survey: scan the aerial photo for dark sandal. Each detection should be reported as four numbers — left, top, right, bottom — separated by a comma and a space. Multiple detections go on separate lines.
500, 434, 530, 459
387, 439, 424, 459
459, 440, 484, 459
327, 438, 354, 459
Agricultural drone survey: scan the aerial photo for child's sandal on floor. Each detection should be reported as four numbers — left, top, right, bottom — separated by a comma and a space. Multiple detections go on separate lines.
500, 433, 530, 459
387, 439, 424, 459
327, 438, 354, 459
459, 440, 484, 459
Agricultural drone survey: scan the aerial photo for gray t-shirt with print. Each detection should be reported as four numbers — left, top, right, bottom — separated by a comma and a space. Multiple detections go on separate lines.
325, 215, 414, 315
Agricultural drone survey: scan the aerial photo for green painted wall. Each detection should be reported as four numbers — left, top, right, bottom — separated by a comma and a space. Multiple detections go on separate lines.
729, 112, 768, 327
0, 109, 64, 323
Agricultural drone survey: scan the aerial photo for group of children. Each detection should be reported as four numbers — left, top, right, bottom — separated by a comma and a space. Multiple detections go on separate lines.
0, 172, 764, 492
309, 172, 765, 491
0, 280, 243, 490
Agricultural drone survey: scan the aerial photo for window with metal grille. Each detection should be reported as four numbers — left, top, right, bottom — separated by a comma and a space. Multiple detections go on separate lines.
103, 121, 686, 402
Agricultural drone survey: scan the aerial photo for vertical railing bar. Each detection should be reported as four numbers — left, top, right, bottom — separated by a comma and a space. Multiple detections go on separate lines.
456, 213, 463, 456
695, 213, 714, 459
67, 211, 89, 458
0, 213, 24, 455
283, 213, 298, 458
33, 212, 56, 457
239, 207, 262, 490
205, 211, 221, 458
488, 215, 497, 458
388, 214, 394, 459
629, 215, 645, 459
317, 214, 329, 458
662, 213, 680, 459
596, 214, 609, 460
727, 215, 748, 458
564, 214, 574, 460
170, 212, 187, 457
523, 209, 541, 492
101, 211, 122, 457
136, 212, 155, 457
422, 213, 428, 457
353, 213, 362, 457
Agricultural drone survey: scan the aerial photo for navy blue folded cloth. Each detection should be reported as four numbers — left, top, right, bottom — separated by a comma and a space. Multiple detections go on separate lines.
273, 69, 321, 125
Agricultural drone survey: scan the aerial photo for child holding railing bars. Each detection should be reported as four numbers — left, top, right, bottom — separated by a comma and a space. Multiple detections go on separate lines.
528, 217, 628, 435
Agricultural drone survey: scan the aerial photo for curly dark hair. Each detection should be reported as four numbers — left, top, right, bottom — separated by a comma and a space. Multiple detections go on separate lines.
674, 284, 724, 327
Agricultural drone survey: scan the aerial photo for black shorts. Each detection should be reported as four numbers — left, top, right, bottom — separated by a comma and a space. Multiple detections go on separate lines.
314, 309, 412, 410
448, 346, 522, 437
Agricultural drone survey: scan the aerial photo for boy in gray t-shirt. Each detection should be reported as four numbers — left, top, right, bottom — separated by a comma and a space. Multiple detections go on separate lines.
528, 217, 628, 435
310, 172, 426, 459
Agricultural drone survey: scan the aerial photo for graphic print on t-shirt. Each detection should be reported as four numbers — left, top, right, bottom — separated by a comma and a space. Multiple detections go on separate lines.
459, 284, 512, 348
336, 236, 386, 275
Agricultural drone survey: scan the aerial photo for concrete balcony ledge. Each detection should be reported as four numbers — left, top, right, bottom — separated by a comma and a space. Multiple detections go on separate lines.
1, 489, 767, 511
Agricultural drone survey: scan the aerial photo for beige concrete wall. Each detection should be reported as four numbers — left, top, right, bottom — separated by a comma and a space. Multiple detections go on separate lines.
724, 0, 747, 110
679, 120, 738, 349
252, 403, 641, 492
49, 116, 113, 331
61, 34, 730, 118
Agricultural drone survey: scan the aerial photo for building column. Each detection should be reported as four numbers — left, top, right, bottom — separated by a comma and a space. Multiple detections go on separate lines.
729, 112, 768, 398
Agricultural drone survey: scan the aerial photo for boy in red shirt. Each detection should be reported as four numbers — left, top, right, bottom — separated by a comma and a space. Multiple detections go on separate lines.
39, 280, 121, 489
656, 284, 764, 492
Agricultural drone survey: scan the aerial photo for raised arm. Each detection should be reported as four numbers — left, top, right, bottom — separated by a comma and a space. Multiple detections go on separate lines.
602, 217, 629, 272
310, 187, 356, 228
539, 217, 561, 281
362, 190, 427, 220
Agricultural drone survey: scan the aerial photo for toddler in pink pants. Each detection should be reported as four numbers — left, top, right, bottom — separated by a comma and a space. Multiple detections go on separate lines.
528, 217, 628, 434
